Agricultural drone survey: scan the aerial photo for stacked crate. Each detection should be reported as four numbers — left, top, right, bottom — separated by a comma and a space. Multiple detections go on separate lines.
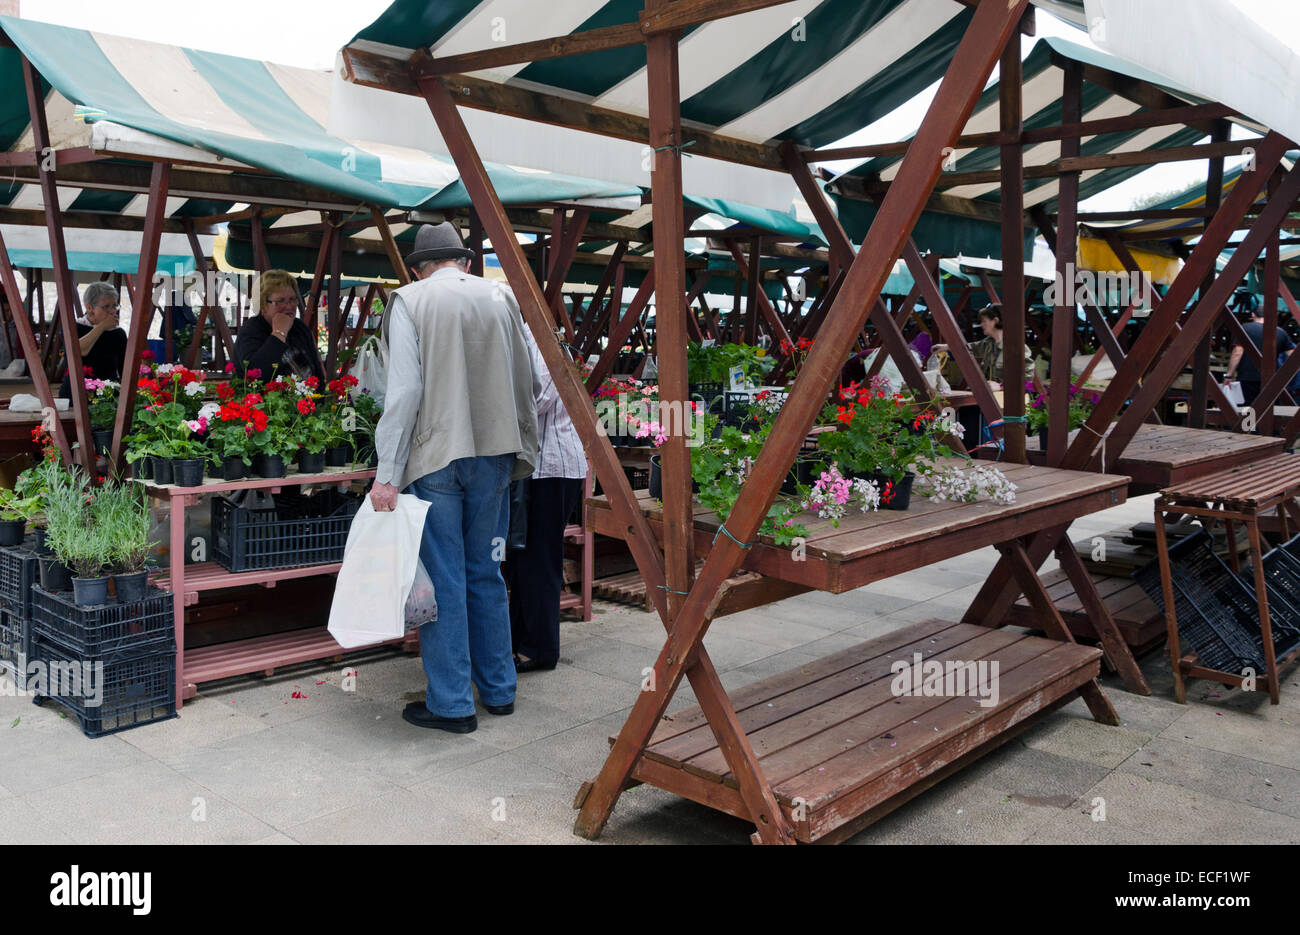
0, 538, 39, 689
28, 575, 176, 738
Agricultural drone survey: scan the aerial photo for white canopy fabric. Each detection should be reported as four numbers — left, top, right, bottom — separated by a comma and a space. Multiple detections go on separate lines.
1076, 0, 1300, 148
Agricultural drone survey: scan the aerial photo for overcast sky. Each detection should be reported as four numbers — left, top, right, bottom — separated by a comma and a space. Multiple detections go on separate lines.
19, 0, 1300, 213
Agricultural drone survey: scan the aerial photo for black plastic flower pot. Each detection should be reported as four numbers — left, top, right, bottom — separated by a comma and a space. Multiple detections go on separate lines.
133, 456, 153, 481
171, 458, 205, 488
648, 455, 697, 499
781, 454, 831, 495
299, 450, 326, 475
649, 454, 662, 500
33, 526, 49, 555
38, 555, 72, 592
0, 519, 25, 546
92, 428, 113, 455
221, 456, 249, 481
873, 471, 916, 511
325, 444, 351, 467
1037, 427, 1049, 451
150, 456, 173, 485
253, 453, 286, 479
112, 570, 149, 604
71, 574, 110, 607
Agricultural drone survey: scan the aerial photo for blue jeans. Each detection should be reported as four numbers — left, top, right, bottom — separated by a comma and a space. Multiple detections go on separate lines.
407, 454, 516, 718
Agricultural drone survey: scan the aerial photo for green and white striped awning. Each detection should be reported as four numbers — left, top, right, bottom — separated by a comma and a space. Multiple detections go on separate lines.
346, 0, 984, 149
833, 36, 1263, 220
0, 15, 644, 213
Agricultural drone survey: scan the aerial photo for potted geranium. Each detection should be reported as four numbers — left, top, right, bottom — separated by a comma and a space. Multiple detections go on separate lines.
815, 376, 963, 509
289, 377, 330, 473
251, 379, 298, 477
323, 375, 358, 465
347, 387, 382, 468
85, 378, 120, 454
208, 385, 267, 479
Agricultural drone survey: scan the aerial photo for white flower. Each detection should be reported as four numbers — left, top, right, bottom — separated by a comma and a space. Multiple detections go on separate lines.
183, 381, 204, 397
156, 363, 174, 375
198, 402, 220, 422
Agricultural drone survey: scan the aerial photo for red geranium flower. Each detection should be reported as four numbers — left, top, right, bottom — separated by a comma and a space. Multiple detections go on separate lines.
304, 376, 319, 390
296, 397, 315, 415
216, 383, 235, 401
141, 349, 155, 362
247, 368, 262, 381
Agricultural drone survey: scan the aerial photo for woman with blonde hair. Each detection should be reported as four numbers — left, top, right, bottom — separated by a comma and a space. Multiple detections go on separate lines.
233, 269, 325, 383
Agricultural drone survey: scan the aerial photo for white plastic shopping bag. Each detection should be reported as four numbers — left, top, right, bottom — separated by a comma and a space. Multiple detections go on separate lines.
1223, 380, 1246, 410
328, 494, 434, 648
352, 333, 389, 408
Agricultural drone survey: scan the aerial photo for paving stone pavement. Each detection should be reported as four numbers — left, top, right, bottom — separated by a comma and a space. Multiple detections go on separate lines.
3, 494, 1298, 845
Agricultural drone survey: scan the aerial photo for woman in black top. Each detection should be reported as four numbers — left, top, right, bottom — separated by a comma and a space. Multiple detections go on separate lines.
233, 269, 326, 384
61, 281, 126, 397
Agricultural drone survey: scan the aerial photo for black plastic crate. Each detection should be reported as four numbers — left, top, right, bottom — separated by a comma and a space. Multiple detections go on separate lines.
31, 586, 174, 658
0, 607, 29, 690
29, 636, 176, 738
1254, 548, 1300, 658
688, 381, 725, 412
211, 488, 361, 572
1133, 531, 1268, 673
0, 543, 39, 620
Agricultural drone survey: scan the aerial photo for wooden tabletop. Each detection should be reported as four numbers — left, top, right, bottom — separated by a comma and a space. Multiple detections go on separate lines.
1027, 423, 1284, 488
587, 459, 1129, 593
134, 466, 376, 499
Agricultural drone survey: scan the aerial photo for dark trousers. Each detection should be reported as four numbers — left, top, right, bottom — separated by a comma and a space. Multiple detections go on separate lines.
506, 477, 583, 666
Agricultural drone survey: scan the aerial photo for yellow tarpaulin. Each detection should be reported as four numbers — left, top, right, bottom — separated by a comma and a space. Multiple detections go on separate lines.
1078, 236, 1181, 287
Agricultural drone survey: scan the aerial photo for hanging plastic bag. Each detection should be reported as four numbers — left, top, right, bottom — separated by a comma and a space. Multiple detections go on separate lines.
328, 494, 433, 648
352, 333, 389, 409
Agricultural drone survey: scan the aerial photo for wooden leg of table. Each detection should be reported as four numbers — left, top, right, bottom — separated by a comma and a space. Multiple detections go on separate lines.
1284, 499, 1300, 540
1224, 519, 1241, 574
1055, 542, 1151, 695
997, 540, 1120, 725
169, 494, 187, 709
574, 602, 794, 844
1154, 504, 1187, 704
1245, 519, 1281, 705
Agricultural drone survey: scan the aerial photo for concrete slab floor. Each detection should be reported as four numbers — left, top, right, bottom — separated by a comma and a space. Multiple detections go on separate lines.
4, 492, 1297, 844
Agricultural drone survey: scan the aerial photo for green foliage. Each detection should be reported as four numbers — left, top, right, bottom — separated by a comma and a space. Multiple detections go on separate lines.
689, 414, 807, 547
686, 342, 774, 385
816, 382, 959, 483
93, 482, 155, 573
13, 457, 68, 527
0, 487, 42, 523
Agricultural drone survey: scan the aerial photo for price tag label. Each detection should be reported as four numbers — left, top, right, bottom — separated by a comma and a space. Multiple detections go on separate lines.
728, 365, 746, 391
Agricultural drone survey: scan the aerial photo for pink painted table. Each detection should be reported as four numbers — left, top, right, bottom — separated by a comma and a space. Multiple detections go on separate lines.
135, 467, 413, 705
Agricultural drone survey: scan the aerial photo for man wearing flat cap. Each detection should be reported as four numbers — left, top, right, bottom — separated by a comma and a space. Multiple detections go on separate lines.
371, 221, 540, 734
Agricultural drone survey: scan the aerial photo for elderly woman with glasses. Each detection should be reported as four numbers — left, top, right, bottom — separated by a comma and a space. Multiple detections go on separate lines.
233, 269, 326, 383
60, 281, 126, 397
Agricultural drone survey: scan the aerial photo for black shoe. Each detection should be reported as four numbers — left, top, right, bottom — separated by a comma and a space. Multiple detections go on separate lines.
514, 655, 557, 673
484, 701, 514, 716
402, 701, 477, 733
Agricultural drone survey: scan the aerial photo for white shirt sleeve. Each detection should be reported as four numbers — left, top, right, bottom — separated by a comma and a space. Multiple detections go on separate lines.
523, 322, 560, 417
374, 295, 421, 486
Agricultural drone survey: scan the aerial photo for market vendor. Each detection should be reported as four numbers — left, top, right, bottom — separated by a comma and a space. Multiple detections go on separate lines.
934, 305, 1031, 388
233, 269, 326, 383
60, 281, 126, 397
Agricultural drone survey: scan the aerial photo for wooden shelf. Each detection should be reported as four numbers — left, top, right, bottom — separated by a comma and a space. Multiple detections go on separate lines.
181, 625, 408, 699
136, 466, 376, 500
153, 562, 343, 605
630, 619, 1102, 843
